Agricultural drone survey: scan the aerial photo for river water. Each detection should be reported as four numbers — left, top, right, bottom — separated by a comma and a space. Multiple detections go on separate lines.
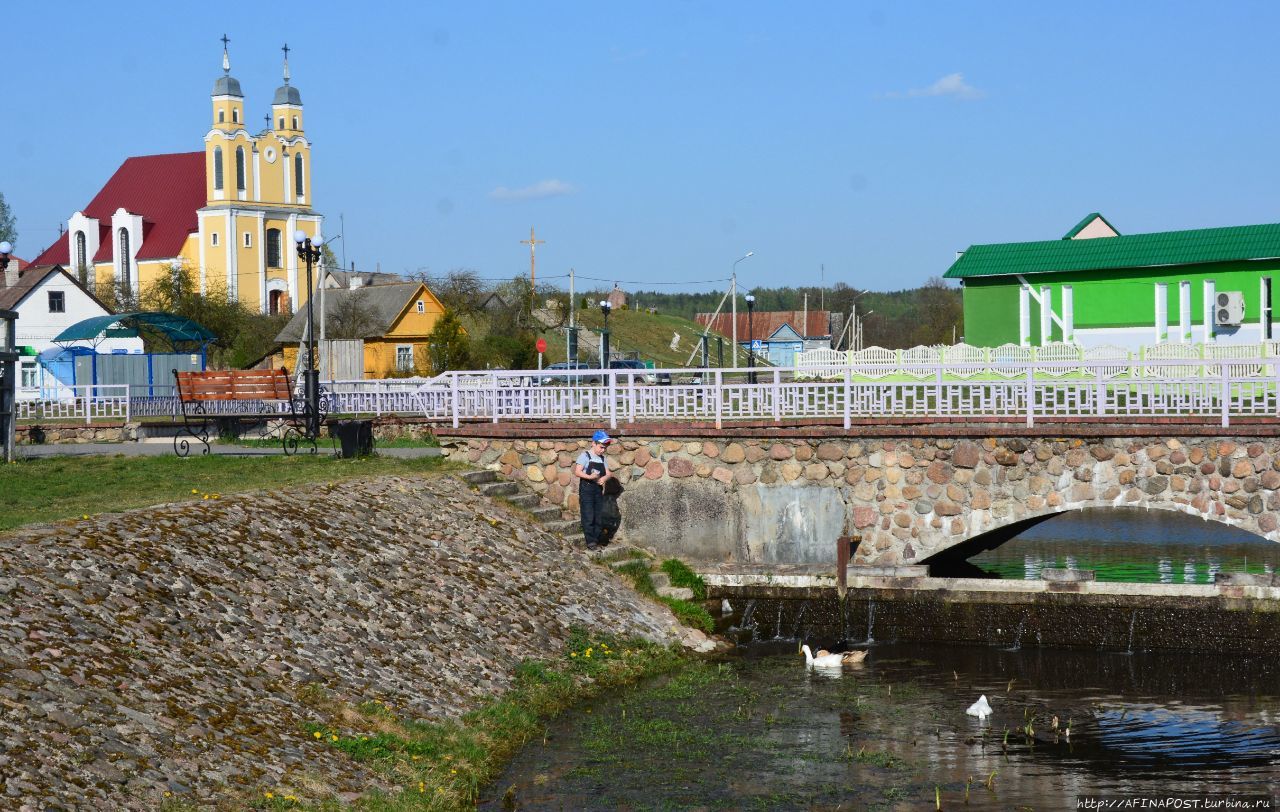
483, 510, 1280, 809
482, 642, 1280, 810
968, 507, 1280, 582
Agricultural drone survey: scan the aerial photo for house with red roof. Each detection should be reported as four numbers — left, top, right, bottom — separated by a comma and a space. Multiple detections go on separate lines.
31, 41, 324, 319
696, 309, 841, 367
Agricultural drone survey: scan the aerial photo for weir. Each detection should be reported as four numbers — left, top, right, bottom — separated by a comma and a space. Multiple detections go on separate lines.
704, 570, 1280, 655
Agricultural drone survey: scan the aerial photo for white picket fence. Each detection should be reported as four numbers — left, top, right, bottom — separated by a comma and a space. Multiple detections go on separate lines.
15, 359, 1280, 430
795, 341, 1280, 380
15, 385, 131, 424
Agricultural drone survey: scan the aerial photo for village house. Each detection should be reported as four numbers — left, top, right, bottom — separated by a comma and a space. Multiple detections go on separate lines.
946, 213, 1280, 350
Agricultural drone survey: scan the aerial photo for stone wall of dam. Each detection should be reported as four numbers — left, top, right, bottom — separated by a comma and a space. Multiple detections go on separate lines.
443, 434, 1280, 566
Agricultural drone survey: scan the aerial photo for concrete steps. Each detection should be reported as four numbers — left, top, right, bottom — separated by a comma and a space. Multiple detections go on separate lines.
458, 469, 577, 540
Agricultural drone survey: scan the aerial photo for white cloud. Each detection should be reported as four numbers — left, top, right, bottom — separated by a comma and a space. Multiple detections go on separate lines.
489, 179, 577, 202
881, 72, 984, 100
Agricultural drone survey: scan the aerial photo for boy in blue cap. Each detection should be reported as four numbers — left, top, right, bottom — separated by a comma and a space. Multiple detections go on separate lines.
573, 430, 614, 550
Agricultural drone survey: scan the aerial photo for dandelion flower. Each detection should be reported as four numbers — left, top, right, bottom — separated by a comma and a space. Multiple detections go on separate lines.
191, 489, 199, 494
330, 734, 338, 741
450, 769, 457, 775
313, 731, 322, 739
265, 791, 274, 799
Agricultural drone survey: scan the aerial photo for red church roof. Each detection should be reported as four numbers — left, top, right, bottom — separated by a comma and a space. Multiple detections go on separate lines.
32, 152, 206, 266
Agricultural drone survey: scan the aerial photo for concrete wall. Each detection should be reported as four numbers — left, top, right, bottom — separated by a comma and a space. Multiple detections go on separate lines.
444, 434, 1280, 567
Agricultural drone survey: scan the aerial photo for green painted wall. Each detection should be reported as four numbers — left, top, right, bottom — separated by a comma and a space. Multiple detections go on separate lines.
960, 259, 1280, 346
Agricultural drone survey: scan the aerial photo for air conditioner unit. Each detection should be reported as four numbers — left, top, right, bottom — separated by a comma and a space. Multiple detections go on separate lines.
1215, 291, 1244, 326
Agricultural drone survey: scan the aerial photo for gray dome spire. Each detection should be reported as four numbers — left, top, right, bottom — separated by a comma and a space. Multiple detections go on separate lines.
213, 34, 243, 97
273, 42, 301, 105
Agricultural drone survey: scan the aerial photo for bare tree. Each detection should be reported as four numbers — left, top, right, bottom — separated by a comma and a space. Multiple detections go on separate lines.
328, 290, 381, 339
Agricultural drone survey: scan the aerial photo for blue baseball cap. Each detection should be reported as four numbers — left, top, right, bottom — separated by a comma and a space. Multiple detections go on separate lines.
592, 430, 613, 444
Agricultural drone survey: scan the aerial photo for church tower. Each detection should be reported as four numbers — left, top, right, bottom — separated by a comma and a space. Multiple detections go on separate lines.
198, 38, 322, 313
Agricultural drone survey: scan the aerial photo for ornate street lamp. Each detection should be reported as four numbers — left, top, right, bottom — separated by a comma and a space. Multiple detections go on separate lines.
745, 293, 757, 383
294, 230, 323, 439
599, 300, 613, 369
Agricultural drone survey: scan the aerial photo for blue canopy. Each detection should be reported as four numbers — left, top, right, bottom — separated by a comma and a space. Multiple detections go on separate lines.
54, 312, 216, 346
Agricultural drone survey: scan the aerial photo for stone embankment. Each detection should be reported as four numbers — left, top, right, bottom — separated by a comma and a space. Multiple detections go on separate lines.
446, 435, 1280, 565
0, 473, 688, 810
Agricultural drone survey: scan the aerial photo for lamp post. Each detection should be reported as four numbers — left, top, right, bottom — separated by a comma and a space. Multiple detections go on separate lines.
859, 311, 875, 352
731, 251, 754, 367
598, 300, 612, 369
294, 230, 322, 439
745, 293, 757, 383
0, 241, 12, 285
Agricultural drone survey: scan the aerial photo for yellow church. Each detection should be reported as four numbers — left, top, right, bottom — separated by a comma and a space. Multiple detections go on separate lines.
33, 39, 323, 315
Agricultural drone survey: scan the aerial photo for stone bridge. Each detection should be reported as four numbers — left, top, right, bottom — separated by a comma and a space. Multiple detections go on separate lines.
439, 421, 1280, 568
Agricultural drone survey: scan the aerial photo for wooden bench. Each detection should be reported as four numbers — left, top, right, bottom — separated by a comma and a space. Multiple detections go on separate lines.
172, 368, 315, 456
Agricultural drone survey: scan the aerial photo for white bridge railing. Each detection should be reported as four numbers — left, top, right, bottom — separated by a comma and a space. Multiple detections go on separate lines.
796, 341, 1280, 381
15, 360, 1280, 429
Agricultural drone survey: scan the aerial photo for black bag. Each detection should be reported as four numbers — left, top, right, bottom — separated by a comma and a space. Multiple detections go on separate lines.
598, 479, 624, 544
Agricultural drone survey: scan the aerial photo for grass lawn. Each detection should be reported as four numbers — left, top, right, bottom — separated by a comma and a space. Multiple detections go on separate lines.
0, 454, 455, 532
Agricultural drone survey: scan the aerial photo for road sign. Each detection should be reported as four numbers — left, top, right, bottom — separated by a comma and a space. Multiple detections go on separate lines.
750, 340, 763, 351
535, 338, 548, 353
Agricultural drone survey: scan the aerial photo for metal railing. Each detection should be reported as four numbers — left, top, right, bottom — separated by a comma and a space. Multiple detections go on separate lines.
795, 341, 1280, 381
15, 384, 131, 424
13, 358, 1280, 430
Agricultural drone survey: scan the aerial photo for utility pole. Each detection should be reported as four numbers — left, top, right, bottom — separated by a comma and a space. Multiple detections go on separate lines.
731, 273, 738, 368
520, 226, 544, 304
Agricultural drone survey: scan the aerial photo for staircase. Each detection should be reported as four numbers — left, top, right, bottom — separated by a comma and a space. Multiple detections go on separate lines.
457, 469, 580, 537
606, 557, 696, 600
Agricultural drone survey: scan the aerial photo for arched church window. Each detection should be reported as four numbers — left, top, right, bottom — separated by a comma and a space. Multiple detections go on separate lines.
292, 116, 299, 130
219, 110, 225, 123
118, 228, 131, 291
232, 108, 239, 124
214, 147, 224, 191
236, 147, 246, 191
75, 231, 87, 281
266, 228, 282, 268
294, 153, 305, 197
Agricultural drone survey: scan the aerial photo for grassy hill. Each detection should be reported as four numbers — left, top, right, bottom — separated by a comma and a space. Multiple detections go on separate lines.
533, 307, 736, 369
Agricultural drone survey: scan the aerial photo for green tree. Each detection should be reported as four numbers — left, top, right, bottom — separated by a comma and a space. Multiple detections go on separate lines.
0, 191, 16, 247
426, 309, 471, 374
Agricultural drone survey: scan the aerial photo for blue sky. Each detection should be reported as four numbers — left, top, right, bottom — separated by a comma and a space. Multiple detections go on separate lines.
4, 1, 1279, 294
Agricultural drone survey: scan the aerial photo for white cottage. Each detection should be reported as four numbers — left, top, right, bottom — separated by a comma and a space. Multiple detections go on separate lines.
0, 264, 142, 391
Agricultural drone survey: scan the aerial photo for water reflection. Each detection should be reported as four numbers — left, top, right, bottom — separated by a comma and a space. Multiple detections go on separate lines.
482, 643, 1280, 809
969, 508, 1280, 583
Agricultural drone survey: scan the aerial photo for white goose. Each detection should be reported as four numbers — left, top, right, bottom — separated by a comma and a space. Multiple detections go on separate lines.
801, 644, 846, 668
966, 695, 993, 719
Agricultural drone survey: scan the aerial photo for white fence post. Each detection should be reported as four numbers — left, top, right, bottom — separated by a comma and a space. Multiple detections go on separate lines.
1025, 363, 1035, 428
491, 377, 499, 424
772, 369, 781, 422
1094, 365, 1105, 418
843, 367, 852, 430
608, 372, 618, 430
628, 372, 636, 423
124, 385, 131, 424
714, 369, 723, 430
450, 373, 460, 429
1221, 365, 1230, 428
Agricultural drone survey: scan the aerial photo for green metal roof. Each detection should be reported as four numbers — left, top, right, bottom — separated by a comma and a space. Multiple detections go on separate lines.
54, 312, 217, 345
1061, 212, 1120, 239
945, 221, 1280, 280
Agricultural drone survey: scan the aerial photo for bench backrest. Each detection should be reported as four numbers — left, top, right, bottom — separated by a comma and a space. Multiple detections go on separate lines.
175, 368, 293, 402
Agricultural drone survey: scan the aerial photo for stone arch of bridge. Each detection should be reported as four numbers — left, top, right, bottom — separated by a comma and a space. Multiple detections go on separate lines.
917, 501, 1274, 575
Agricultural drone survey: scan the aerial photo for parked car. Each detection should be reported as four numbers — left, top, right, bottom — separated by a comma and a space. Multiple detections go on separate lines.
609, 359, 658, 384
535, 362, 602, 385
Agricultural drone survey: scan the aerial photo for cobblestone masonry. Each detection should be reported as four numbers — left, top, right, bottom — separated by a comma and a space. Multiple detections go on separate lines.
0, 475, 684, 810
445, 436, 1280, 566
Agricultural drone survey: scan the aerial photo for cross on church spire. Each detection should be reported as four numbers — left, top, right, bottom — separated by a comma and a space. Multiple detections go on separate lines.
221, 34, 231, 73
281, 42, 291, 84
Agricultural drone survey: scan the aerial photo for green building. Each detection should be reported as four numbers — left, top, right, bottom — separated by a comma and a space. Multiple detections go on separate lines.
944, 213, 1280, 351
